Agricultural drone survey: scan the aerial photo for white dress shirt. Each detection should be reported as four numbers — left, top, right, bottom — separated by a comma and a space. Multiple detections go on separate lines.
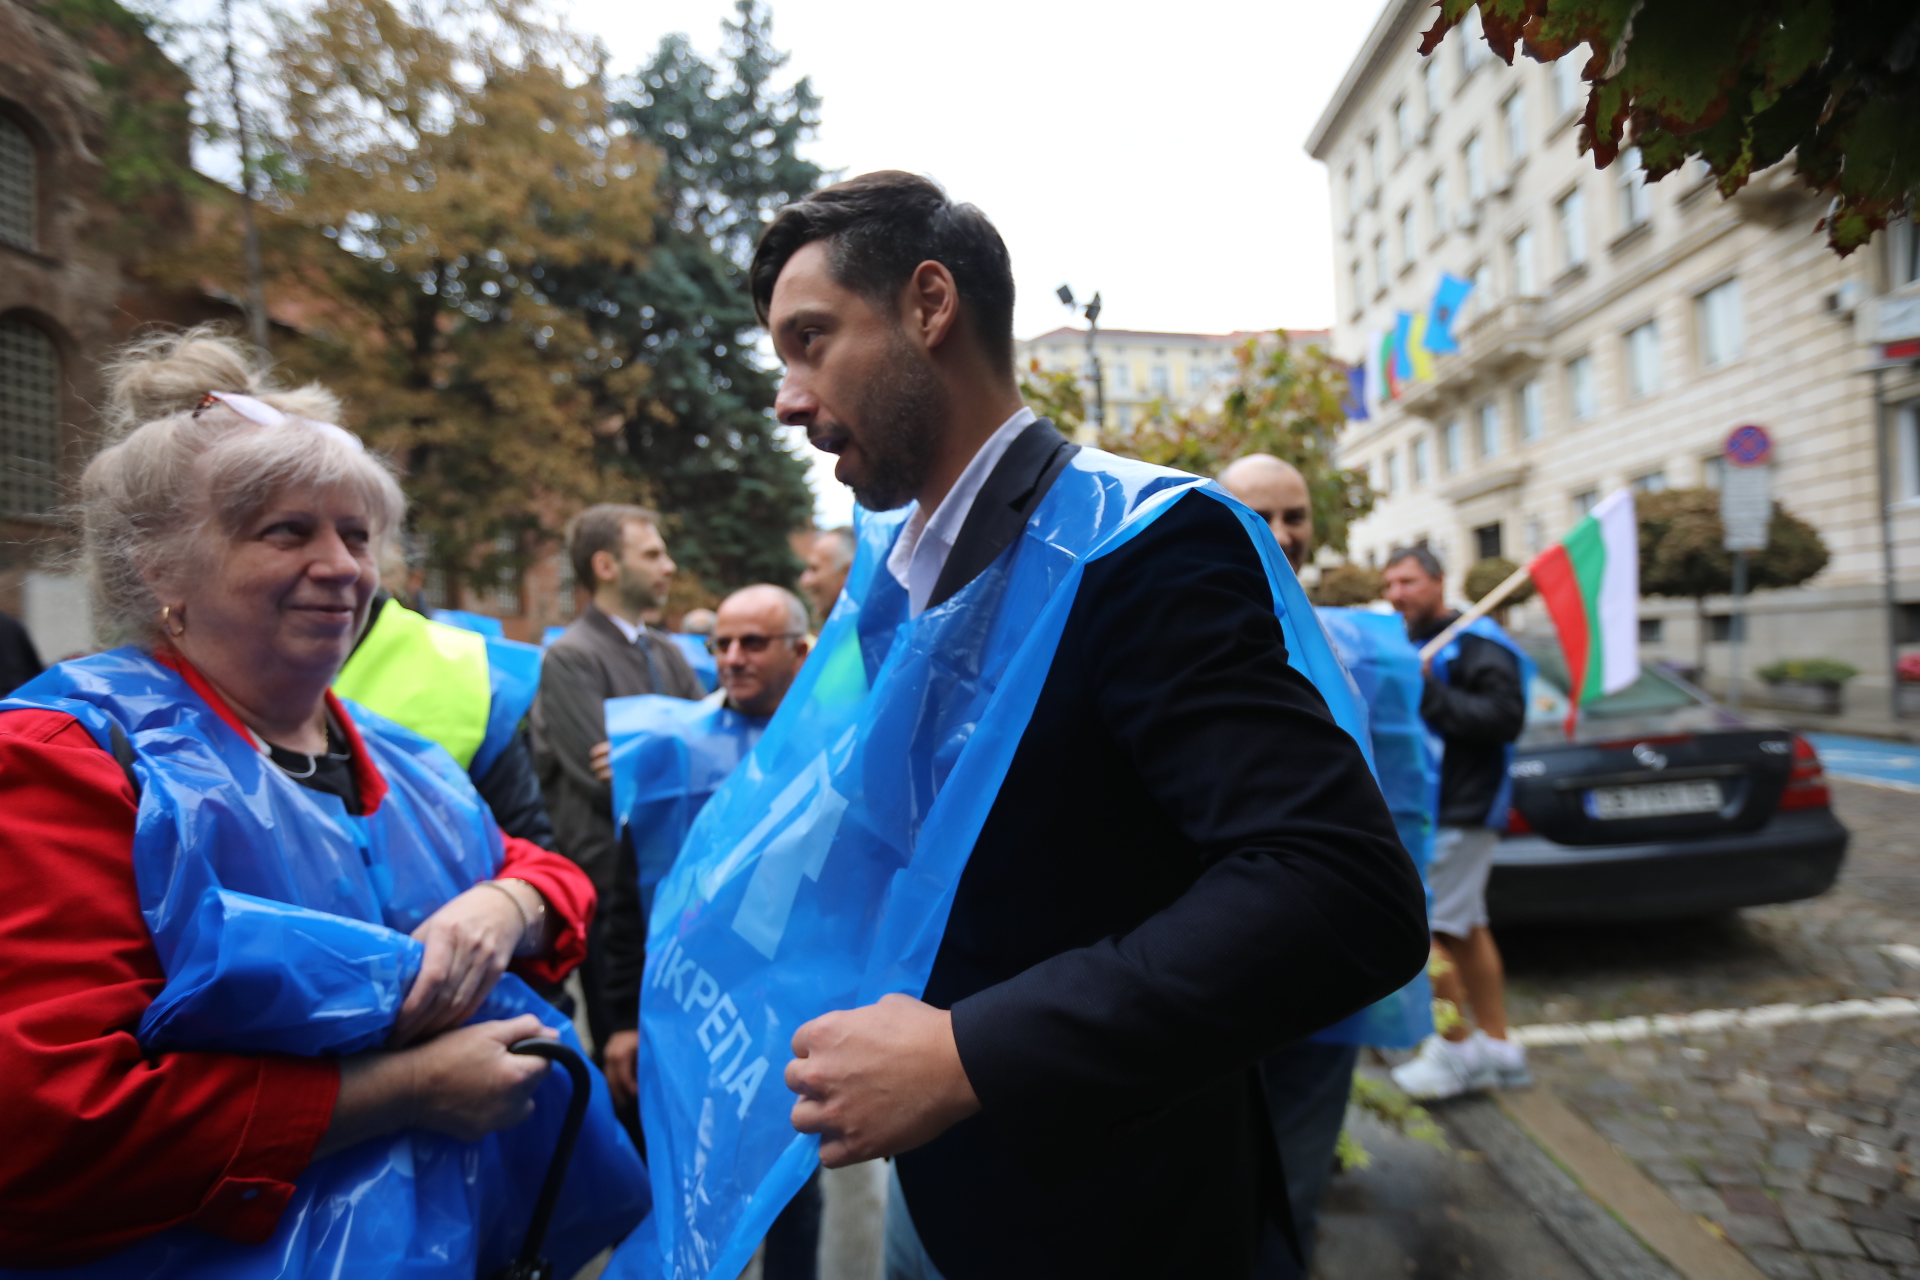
886, 407, 1037, 616
604, 609, 645, 645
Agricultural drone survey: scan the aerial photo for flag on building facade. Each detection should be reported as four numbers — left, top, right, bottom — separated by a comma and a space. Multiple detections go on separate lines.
1527, 488, 1641, 710
1406, 311, 1436, 381
1424, 273, 1474, 354
1376, 329, 1399, 403
1391, 312, 1414, 383
1344, 362, 1369, 420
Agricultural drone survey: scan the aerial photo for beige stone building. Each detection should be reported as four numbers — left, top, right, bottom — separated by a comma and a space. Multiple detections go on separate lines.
1020, 326, 1328, 437
1309, 0, 1920, 721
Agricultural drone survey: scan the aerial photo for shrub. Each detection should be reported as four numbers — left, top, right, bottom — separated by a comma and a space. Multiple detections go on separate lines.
1758, 659, 1859, 686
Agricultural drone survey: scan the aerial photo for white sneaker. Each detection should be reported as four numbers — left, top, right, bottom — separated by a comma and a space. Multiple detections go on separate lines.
1475, 1031, 1532, 1088
1391, 1034, 1495, 1100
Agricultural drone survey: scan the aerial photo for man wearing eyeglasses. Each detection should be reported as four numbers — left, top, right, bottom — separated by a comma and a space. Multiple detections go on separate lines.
600, 583, 821, 1277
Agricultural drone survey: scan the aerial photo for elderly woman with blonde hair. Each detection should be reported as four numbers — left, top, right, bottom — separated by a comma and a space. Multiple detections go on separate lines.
0, 329, 645, 1276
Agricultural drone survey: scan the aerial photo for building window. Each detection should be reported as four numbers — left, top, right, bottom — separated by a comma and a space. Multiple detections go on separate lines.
1626, 320, 1661, 397
1372, 236, 1389, 294
1110, 359, 1130, 393
1702, 454, 1725, 490
0, 114, 34, 251
1441, 419, 1463, 472
1422, 57, 1443, 116
1394, 97, 1415, 155
1566, 353, 1596, 421
1697, 278, 1744, 367
1458, 7, 1488, 73
0, 318, 59, 518
493, 534, 521, 615
1895, 401, 1920, 498
1517, 378, 1544, 441
1509, 228, 1537, 295
1525, 515, 1544, 554
1188, 363, 1209, 391
1556, 187, 1588, 268
1474, 522, 1503, 560
1366, 133, 1382, 190
1412, 436, 1431, 485
1618, 146, 1651, 229
1396, 206, 1415, 268
424, 566, 450, 609
1348, 259, 1363, 317
1640, 617, 1663, 643
1117, 404, 1134, 429
1385, 449, 1402, 494
1573, 488, 1599, 517
1632, 470, 1668, 493
1464, 134, 1487, 203
1893, 217, 1920, 287
1477, 400, 1501, 458
1342, 164, 1357, 219
1150, 365, 1170, 396
1467, 260, 1492, 321
1426, 173, 1449, 240
1551, 55, 1582, 116
1501, 91, 1528, 164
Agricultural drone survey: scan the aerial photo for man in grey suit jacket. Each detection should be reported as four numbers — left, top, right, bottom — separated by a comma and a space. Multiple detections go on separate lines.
533, 503, 705, 1051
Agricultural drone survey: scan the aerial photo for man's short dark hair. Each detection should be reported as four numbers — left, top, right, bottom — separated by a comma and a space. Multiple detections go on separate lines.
1385, 545, 1445, 579
749, 171, 1016, 374
567, 503, 660, 586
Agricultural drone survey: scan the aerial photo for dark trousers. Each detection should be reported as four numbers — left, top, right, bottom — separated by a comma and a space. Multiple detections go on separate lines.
1255, 1041, 1361, 1280
763, 1169, 821, 1280
580, 913, 615, 1060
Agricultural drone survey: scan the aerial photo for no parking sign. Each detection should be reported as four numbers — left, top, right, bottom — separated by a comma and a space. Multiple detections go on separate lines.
1722, 424, 1773, 551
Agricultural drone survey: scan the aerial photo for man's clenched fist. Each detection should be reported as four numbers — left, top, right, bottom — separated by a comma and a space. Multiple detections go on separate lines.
785, 993, 981, 1166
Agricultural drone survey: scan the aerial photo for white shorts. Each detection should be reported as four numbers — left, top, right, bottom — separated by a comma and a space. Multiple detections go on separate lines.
1428, 826, 1497, 939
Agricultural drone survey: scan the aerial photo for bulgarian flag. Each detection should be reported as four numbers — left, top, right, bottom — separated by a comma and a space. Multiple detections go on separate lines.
1528, 488, 1641, 709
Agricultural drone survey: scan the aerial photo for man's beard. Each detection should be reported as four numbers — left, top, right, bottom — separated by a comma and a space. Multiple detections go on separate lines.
617, 566, 660, 615
843, 333, 946, 512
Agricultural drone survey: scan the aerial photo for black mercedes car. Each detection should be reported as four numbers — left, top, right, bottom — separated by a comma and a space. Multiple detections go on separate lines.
1487, 637, 1849, 924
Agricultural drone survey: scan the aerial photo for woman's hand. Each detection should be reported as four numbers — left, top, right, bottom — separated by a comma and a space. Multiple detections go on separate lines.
319, 1015, 556, 1158
391, 884, 530, 1047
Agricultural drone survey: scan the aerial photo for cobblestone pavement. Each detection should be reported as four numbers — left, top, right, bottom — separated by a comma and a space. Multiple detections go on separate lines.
1500, 778, 1920, 1279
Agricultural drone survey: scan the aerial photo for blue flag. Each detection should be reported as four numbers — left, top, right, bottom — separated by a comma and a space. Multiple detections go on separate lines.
1391, 311, 1414, 382
1343, 362, 1370, 420
1424, 273, 1474, 355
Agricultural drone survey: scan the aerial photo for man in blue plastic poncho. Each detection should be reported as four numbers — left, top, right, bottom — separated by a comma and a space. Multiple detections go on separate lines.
616, 172, 1429, 1280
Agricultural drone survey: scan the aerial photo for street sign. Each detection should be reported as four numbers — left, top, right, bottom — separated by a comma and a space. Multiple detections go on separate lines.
1725, 423, 1773, 468
1721, 467, 1772, 551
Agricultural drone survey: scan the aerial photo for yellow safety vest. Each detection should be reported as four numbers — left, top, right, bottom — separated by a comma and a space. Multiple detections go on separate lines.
334, 600, 492, 769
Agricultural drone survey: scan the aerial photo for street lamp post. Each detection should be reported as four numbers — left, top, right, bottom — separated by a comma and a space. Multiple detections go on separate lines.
1056, 285, 1105, 432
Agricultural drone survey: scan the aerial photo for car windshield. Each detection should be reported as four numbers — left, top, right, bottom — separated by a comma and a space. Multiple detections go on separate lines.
1517, 636, 1704, 726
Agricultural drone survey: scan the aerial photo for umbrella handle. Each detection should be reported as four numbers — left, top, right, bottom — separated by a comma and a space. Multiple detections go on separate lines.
493, 1037, 592, 1280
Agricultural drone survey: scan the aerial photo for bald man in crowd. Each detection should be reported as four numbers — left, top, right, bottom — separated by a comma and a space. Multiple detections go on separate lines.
1219, 454, 1354, 1279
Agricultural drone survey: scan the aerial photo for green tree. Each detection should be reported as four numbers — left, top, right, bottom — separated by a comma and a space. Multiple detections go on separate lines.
1017, 359, 1087, 439
1637, 487, 1830, 670
1421, 1, 1920, 254
545, 0, 820, 593
171, 0, 662, 592
1100, 333, 1375, 555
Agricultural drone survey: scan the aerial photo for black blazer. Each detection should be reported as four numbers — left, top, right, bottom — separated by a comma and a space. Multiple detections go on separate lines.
896, 421, 1428, 1278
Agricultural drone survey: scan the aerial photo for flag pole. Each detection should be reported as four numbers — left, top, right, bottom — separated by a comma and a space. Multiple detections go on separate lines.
1417, 563, 1534, 663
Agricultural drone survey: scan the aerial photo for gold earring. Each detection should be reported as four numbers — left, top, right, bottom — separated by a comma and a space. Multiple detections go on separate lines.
161, 605, 185, 637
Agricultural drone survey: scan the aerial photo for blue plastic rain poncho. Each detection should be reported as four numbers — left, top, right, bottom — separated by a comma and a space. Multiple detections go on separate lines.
1309, 608, 1439, 1049
1429, 615, 1538, 831
606, 694, 767, 918
0, 649, 649, 1280
666, 634, 721, 694
605, 451, 1377, 1280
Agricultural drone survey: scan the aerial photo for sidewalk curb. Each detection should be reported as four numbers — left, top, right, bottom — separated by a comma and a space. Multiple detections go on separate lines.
1494, 1087, 1769, 1280
1435, 1093, 1680, 1280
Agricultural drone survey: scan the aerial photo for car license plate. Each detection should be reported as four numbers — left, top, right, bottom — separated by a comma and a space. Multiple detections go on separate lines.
1585, 781, 1724, 819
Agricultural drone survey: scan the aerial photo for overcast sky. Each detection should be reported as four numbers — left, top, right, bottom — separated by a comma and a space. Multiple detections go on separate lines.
562, 0, 1388, 523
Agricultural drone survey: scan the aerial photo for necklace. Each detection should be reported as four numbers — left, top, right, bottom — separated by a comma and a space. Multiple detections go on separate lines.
252, 716, 352, 780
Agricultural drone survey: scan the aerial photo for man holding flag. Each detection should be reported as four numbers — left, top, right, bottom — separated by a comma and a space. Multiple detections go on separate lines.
1382, 545, 1532, 1100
